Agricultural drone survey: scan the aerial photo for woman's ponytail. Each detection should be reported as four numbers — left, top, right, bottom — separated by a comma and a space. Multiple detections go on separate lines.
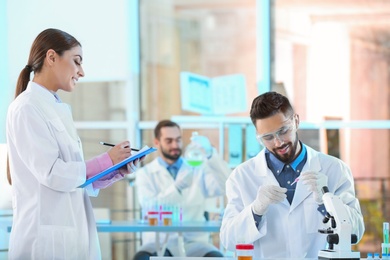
14, 65, 32, 98
7, 155, 11, 185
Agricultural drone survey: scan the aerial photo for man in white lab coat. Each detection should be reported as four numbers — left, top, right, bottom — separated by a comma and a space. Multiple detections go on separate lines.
220, 92, 364, 258
134, 120, 231, 259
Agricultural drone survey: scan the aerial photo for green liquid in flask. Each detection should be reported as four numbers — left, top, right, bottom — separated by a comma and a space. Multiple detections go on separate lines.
187, 160, 203, 167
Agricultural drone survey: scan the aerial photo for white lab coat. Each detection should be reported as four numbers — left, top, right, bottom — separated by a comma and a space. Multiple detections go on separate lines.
6, 82, 100, 260
220, 145, 364, 259
135, 152, 230, 256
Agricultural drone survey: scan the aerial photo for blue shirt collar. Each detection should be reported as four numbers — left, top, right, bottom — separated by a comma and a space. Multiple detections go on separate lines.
265, 142, 307, 173
157, 157, 183, 169
291, 143, 306, 170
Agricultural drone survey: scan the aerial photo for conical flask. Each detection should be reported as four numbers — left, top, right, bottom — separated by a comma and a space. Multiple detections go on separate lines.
184, 132, 207, 167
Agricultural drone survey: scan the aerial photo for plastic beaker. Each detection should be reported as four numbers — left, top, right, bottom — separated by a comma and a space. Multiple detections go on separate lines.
235, 244, 254, 260
147, 211, 159, 226
161, 211, 173, 226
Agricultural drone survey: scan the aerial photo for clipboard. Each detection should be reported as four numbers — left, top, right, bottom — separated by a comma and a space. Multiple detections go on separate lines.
79, 146, 157, 188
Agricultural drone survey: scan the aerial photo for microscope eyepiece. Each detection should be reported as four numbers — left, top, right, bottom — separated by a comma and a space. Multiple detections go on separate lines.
323, 212, 331, 224
321, 186, 329, 194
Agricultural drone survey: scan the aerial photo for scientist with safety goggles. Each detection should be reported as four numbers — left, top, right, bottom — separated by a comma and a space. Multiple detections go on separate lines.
220, 91, 364, 258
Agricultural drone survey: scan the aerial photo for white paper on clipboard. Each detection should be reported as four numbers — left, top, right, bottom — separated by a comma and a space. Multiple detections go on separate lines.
79, 146, 157, 188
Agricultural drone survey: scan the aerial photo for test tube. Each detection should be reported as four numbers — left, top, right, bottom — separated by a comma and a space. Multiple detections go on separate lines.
384, 222, 389, 257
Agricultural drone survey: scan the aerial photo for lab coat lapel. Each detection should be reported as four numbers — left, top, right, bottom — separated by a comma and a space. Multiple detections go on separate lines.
150, 159, 175, 183
55, 103, 79, 142
255, 150, 279, 185
289, 181, 311, 211
290, 147, 322, 212
30, 82, 81, 146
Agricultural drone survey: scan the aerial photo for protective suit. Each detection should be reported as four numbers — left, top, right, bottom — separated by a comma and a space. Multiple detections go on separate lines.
6, 82, 101, 259
220, 144, 364, 259
135, 151, 230, 256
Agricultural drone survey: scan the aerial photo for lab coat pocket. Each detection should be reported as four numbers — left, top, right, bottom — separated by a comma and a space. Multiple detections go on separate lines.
49, 118, 66, 132
303, 200, 322, 233
34, 225, 82, 260
39, 186, 76, 227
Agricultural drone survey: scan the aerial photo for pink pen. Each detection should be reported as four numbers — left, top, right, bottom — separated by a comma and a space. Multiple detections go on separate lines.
290, 177, 299, 186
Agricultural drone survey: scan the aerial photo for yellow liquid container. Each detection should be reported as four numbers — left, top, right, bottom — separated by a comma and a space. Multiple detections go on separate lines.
147, 211, 159, 226
162, 211, 173, 226
236, 244, 254, 260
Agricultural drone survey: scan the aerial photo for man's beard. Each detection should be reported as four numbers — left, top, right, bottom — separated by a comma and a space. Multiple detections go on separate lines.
161, 147, 182, 161
271, 133, 299, 164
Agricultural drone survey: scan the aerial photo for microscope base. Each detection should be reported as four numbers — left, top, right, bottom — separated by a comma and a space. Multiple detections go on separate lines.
318, 249, 360, 260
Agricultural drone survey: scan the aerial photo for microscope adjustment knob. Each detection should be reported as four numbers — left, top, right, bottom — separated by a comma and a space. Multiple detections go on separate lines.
327, 234, 339, 245
331, 217, 336, 228
351, 234, 358, 244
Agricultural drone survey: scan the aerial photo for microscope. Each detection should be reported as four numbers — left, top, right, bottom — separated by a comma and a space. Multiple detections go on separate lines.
317, 186, 360, 260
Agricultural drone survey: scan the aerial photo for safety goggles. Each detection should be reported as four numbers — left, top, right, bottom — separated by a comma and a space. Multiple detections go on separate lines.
256, 115, 296, 145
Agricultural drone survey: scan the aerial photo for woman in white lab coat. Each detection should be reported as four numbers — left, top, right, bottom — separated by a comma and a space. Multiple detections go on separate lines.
220, 92, 364, 259
6, 28, 138, 260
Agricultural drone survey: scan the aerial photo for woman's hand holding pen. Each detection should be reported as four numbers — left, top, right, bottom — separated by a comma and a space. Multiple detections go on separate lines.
107, 141, 132, 164
106, 140, 146, 175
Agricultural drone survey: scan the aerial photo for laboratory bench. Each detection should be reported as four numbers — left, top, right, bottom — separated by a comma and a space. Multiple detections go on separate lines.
150, 256, 334, 260
97, 220, 221, 233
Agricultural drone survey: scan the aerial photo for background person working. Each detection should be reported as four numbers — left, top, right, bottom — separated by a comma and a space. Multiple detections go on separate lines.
6, 28, 140, 259
134, 120, 231, 259
220, 91, 364, 258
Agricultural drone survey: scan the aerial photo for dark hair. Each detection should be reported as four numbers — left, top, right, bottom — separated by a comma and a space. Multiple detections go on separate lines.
249, 91, 294, 125
15, 28, 81, 98
7, 154, 11, 185
154, 120, 181, 139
